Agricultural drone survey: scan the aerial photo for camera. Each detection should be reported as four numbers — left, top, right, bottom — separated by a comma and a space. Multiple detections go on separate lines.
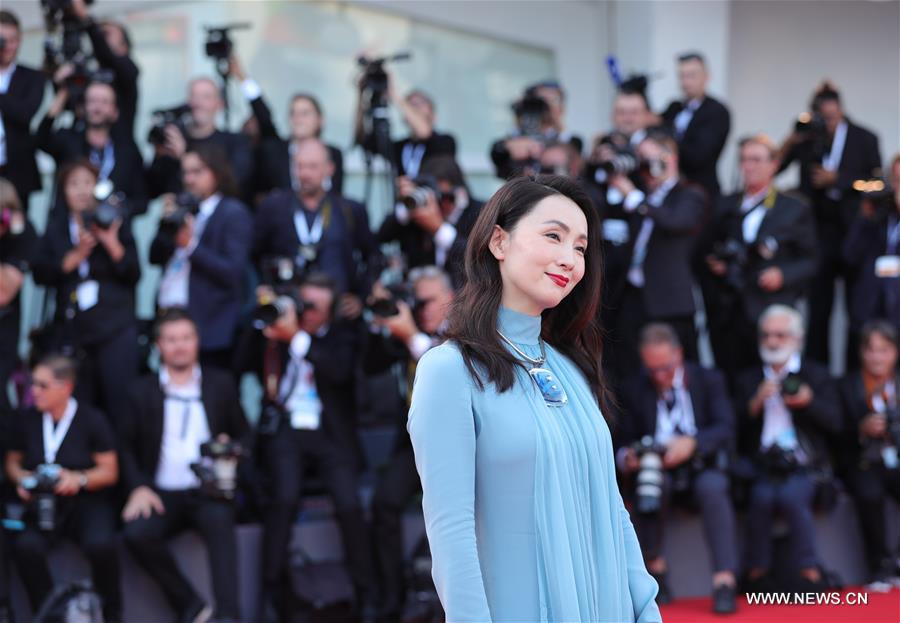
365, 282, 424, 321
82, 180, 126, 230
401, 174, 441, 212
158, 192, 200, 236
781, 372, 803, 397
713, 238, 749, 291
586, 135, 639, 185
203, 23, 250, 73
147, 104, 192, 146
252, 256, 314, 329
252, 293, 310, 330
631, 436, 665, 514
20, 463, 62, 531
190, 439, 243, 500
793, 111, 829, 160
512, 93, 550, 139
357, 52, 411, 161
761, 444, 800, 477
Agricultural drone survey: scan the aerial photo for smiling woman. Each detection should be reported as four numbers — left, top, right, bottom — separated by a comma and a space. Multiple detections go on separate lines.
407, 175, 662, 622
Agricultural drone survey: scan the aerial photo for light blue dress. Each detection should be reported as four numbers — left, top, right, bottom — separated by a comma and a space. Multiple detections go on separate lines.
408, 307, 661, 622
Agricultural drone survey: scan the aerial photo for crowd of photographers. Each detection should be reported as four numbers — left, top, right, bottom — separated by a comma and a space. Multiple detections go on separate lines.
1, 2, 900, 622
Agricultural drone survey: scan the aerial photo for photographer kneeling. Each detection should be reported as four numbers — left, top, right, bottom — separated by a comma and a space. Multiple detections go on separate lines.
5, 355, 121, 622
120, 310, 249, 623
734, 305, 841, 592
237, 273, 377, 622
615, 323, 739, 613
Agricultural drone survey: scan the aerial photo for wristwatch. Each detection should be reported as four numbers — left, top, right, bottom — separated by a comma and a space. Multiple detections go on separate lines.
78, 471, 89, 490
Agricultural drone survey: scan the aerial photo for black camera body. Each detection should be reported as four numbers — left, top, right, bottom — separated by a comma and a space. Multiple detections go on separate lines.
82, 180, 126, 230
631, 436, 666, 514
190, 439, 243, 500
713, 238, 749, 292
586, 135, 640, 185
252, 255, 316, 329
781, 372, 803, 397
512, 94, 550, 139
401, 174, 441, 212
794, 111, 829, 161
158, 192, 201, 237
148, 104, 192, 146
761, 444, 800, 477
357, 52, 411, 161
21, 463, 63, 531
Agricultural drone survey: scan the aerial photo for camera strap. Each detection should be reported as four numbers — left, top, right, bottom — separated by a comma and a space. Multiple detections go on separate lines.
42, 399, 78, 464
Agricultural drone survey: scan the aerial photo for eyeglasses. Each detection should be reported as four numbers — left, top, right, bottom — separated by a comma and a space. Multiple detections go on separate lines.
759, 330, 794, 340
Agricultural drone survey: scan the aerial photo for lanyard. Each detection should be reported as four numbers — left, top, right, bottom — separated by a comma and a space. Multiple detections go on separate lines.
42, 401, 77, 464
89, 141, 115, 182
293, 199, 332, 246
887, 217, 900, 254
401, 142, 427, 178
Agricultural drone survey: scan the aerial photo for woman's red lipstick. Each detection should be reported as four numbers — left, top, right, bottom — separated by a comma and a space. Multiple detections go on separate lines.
546, 273, 569, 287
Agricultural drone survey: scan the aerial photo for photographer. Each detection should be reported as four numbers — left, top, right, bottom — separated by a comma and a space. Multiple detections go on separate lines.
235, 273, 377, 622
778, 82, 882, 364
120, 310, 248, 623
364, 266, 453, 621
0, 10, 48, 209
5, 354, 121, 622
253, 138, 379, 321
377, 155, 483, 287
37, 76, 148, 217
31, 160, 140, 426
842, 154, 900, 366
734, 305, 841, 592
229, 54, 344, 196
704, 135, 817, 383
146, 77, 254, 200
66, 0, 139, 138
150, 145, 252, 371
391, 89, 457, 179
0, 178, 37, 415
837, 320, 900, 586
615, 323, 738, 612
605, 130, 705, 377
659, 52, 730, 199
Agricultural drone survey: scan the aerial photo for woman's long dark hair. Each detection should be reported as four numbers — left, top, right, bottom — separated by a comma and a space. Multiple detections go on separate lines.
446, 174, 611, 421
185, 144, 240, 198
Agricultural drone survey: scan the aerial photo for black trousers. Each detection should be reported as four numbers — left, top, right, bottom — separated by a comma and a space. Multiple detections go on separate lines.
0, 527, 9, 608
806, 221, 846, 365
11, 493, 121, 621
708, 300, 760, 389
122, 489, 239, 618
260, 426, 376, 598
75, 323, 138, 427
848, 465, 900, 575
371, 441, 422, 614
631, 468, 739, 575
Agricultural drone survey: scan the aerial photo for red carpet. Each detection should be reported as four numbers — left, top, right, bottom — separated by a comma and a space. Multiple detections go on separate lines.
658, 587, 900, 622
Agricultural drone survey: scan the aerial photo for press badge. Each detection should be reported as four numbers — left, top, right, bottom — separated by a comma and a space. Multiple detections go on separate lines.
875, 256, 900, 278
76, 280, 99, 311
288, 391, 323, 430
603, 219, 629, 245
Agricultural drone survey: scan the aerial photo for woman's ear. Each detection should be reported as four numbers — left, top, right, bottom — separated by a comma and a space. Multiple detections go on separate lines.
488, 225, 508, 261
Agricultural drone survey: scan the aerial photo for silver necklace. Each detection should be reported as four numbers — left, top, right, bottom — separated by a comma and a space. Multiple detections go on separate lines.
497, 330, 567, 407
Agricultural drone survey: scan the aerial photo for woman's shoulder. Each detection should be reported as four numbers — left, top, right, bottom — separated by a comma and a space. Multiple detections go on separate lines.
417, 341, 466, 376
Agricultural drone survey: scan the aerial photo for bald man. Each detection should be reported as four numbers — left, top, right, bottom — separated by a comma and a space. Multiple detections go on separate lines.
252, 138, 380, 319
146, 77, 254, 200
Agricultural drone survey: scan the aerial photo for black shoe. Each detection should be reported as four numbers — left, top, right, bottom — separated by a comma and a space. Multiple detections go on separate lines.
742, 572, 775, 594
796, 574, 827, 594
256, 591, 281, 623
179, 600, 213, 623
650, 571, 673, 605
712, 583, 737, 614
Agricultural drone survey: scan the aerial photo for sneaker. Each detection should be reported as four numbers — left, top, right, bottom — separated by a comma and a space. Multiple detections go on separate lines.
712, 583, 737, 614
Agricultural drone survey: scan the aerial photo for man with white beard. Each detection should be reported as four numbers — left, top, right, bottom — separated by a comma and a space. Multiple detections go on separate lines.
733, 305, 841, 593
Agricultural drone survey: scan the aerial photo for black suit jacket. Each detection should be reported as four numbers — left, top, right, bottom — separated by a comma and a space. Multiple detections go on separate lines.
236, 322, 363, 457
0, 64, 47, 203
710, 190, 818, 322
253, 190, 380, 296
836, 371, 900, 471
392, 133, 457, 177
629, 182, 705, 318
248, 94, 344, 196
662, 96, 730, 197
780, 118, 881, 227
36, 117, 148, 217
119, 367, 250, 493
614, 362, 735, 457
842, 213, 900, 330
31, 213, 140, 346
376, 198, 483, 288
150, 197, 253, 351
733, 360, 841, 465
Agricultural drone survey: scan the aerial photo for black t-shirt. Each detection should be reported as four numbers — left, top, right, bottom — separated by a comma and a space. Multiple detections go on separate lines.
10, 401, 115, 471
0, 220, 38, 354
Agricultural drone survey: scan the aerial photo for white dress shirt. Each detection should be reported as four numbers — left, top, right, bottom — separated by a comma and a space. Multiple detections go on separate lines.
0, 62, 16, 167
155, 365, 211, 490
760, 353, 803, 455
